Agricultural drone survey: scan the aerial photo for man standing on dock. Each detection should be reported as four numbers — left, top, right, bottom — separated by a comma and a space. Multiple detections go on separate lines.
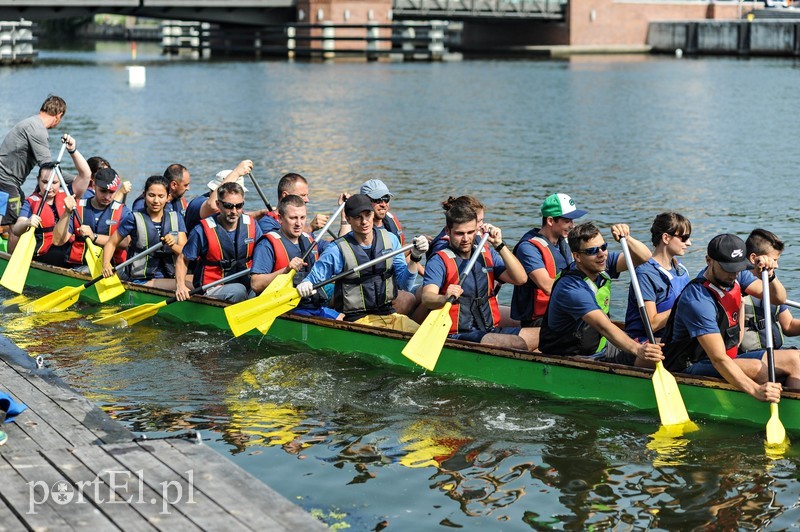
0, 95, 75, 227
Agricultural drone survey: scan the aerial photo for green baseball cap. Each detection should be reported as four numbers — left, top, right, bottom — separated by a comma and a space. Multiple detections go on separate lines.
541, 193, 588, 219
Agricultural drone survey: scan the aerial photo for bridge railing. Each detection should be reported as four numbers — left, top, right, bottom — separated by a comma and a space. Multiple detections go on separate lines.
392, 0, 566, 20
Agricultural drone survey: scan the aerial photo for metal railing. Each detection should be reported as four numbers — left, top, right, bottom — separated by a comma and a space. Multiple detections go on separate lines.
392, 0, 565, 20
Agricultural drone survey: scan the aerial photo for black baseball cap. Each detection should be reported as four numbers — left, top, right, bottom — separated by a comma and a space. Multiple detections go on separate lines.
707, 234, 753, 273
94, 168, 121, 192
344, 194, 373, 218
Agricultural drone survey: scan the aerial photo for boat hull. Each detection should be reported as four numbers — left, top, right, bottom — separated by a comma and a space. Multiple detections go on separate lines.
1, 253, 797, 433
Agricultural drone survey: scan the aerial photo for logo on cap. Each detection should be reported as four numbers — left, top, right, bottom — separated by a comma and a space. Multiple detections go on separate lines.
731, 249, 743, 259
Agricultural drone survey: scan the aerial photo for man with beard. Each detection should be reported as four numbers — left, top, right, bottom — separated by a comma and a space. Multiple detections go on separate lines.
662, 234, 800, 402
511, 193, 587, 328
175, 182, 261, 303
58, 167, 132, 272
296, 194, 428, 332
539, 222, 661, 366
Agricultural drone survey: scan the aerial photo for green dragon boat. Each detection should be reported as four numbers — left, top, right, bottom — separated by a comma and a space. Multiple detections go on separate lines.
1, 252, 797, 434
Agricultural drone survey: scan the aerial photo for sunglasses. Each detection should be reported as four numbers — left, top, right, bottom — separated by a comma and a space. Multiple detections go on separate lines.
219, 200, 245, 210
577, 242, 608, 255
371, 195, 391, 204
672, 233, 691, 242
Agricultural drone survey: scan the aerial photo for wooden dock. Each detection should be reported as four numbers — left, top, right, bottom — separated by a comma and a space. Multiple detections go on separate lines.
0, 338, 327, 531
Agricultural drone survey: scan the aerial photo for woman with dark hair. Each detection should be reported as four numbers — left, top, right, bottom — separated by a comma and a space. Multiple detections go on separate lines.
624, 212, 692, 341
102, 175, 186, 289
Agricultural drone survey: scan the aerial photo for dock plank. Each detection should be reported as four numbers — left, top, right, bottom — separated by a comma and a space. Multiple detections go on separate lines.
106, 440, 252, 531
0, 455, 72, 531
70, 444, 203, 530
147, 439, 328, 531
43, 447, 158, 532
0, 488, 28, 532
3, 453, 117, 530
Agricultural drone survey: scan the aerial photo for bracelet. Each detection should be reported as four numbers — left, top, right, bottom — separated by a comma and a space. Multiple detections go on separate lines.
768, 272, 776, 283
68, 149, 76, 154
494, 242, 506, 252
410, 254, 422, 263
92, 233, 98, 243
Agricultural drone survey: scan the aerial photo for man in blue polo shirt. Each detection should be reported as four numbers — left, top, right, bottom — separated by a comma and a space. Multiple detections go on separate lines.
539, 221, 662, 366
662, 233, 799, 402
512, 192, 587, 328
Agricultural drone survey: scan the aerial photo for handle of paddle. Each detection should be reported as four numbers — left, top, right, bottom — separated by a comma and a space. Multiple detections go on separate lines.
247, 173, 273, 211
301, 201, 347, 263
785, 299, 800, 310
762, 269, 776, 383
620, 237, 656, 345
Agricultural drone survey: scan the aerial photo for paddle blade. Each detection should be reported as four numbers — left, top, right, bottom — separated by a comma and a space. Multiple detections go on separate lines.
93, 301, 168, 327
766, 403, 788, 446
0, 229, 36, 294
256, 298, 301, 335
263, 270, 296, 295
402, 303, 453, 371
652, 361, 693, 427
94, 274, 126, 303
224, 287, 300, 337
84, 239, 104, 278
21, 285, 84, 313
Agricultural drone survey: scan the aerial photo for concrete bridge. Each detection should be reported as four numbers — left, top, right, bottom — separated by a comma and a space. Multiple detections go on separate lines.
0, 0, 565, 25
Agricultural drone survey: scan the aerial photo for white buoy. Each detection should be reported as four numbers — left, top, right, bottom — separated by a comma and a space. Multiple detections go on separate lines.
675, 48, 683, 58
126, 65, 146, 87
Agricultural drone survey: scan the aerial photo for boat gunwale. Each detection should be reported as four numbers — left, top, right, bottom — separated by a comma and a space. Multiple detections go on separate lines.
7, 252, 800, 403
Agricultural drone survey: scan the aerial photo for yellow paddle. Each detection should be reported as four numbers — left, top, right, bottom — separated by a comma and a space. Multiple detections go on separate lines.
402, 233, 490, 371
0, 143, 64, 294
52, 163, 124, 302
20, 242, 164, 313
264, 201, 346, 295
761, 269, 788, 447
93, 268, 251, 327
620, 236, 696, 429
226, 242, 415, 337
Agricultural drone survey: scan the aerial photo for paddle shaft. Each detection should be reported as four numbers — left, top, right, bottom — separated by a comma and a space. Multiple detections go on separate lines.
312, 242, 415, 290
165, 268, 252, 304
247, 172, 273, 211
445, 233, 492, 306
31, 144, 65, 218
785, 299, 800, 310
82, 241, 165, 289
301, 201, 346, 263
620, 237, 656, 344
762, 269, 777, 383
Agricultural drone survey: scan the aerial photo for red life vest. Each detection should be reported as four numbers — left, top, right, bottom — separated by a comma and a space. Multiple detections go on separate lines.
198, 214, 257, 285
264, 231, 316, 272
67, 199, 127, 265
438, 243, 500, 335
383, 212, 404, 245
26, 191, 70, 256
702, 280, 742, 359
528, 236, 557, 319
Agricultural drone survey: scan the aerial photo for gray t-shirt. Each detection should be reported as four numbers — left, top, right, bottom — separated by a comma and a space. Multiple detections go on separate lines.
0, 115, 52, 191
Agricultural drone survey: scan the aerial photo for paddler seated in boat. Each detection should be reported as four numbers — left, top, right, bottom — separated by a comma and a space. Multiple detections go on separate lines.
10, 162, 75, 267
420, 203, 537, 350
55, 167, 132, 273
662, 234, 800, 401
184, 160, 253, 233
739, 229, 800, 353
102, 175, 187, 289
511, 192, 587, 329
250, 194, 342, 319
256, 172, 329, 235
359, 178, 416, 315
623, 212, 692, 343
175, 181, 260, 303
539, 222, 663, 366
131, 163, 191, 219
82, 156, 132, 204
295, 194, 428, 333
